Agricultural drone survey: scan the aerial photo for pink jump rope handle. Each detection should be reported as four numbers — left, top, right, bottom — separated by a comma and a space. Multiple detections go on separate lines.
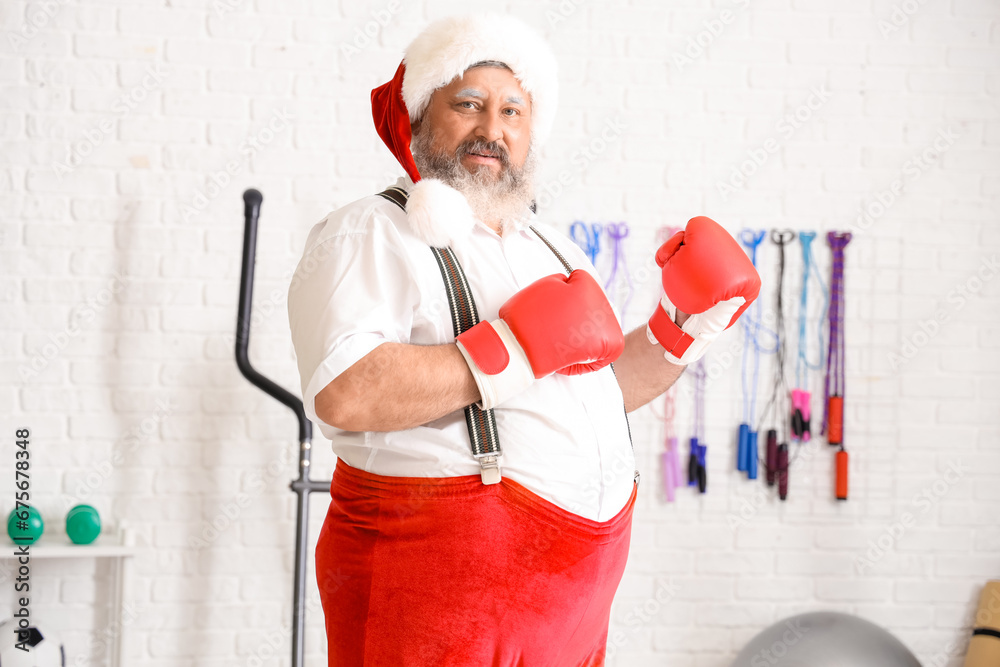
791, 389, 812, 443
662, 436, 681, 502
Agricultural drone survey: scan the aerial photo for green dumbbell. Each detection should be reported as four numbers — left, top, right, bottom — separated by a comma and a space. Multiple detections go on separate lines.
7, 506, 44, 545
66, 504, 101, 545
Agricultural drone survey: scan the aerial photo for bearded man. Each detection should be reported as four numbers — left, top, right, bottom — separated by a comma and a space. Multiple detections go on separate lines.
287, 13, 760, 667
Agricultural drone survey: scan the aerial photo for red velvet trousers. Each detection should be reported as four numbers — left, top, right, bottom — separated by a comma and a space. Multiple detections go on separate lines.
315, 460, 636, 667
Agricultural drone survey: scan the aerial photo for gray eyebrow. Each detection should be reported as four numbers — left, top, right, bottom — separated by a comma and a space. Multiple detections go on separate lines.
454, 88, 526, 106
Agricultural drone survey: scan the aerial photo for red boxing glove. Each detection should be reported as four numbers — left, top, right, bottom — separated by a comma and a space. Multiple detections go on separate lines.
457, 270, 624, 409
647, 216, 761, 365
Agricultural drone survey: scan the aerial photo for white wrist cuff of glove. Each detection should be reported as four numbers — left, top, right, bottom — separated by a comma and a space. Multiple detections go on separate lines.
456, 319, 535, 411
647, 294, 745, 366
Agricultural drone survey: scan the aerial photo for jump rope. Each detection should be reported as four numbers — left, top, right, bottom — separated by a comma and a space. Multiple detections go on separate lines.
758, 229, 795, 499
825, 232, 852, 500
737, 229, 779, 481
791, 231, 829, 447
787, 232, 833, 499
688, 358, 708, 494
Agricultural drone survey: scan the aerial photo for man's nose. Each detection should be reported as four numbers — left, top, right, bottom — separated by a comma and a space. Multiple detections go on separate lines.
473, 112, 504, 144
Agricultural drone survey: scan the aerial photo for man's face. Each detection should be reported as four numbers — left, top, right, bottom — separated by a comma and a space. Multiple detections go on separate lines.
411, 65, 533, 178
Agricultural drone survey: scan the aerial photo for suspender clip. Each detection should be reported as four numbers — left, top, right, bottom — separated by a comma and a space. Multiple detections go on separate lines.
477, 454, 502, 485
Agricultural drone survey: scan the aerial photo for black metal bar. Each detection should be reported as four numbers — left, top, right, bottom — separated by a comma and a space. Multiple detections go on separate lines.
235, 188, 330, 667
235, 188, 312, 444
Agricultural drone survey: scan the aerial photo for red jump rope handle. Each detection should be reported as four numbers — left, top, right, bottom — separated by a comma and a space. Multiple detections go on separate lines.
835, 448, 849, 500
765, 429, 778, 486
776, 443, 789, 501
827, 395, 844, 445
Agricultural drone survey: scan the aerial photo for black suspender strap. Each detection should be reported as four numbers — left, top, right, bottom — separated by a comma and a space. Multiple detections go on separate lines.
528, 225, 574, 274
377, 185, 408, 211
429, 246, 503, 483
377, 187, 502, 484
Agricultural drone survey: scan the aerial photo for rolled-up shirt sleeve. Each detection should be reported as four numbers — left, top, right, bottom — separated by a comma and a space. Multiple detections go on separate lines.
287, 204, 420, 429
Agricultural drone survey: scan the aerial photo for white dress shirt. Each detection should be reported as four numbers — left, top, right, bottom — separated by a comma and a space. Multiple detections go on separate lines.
287, 179, 636, 521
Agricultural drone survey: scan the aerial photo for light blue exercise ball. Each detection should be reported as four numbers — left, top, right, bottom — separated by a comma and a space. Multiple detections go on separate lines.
730, 611, 922, 667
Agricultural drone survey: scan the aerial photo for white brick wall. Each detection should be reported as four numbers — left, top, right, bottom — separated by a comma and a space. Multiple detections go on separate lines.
0, 0, 997, 665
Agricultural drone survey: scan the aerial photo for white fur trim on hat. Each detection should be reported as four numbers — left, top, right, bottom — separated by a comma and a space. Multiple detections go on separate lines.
405, 178, 477, 247
402, 14, 559, 147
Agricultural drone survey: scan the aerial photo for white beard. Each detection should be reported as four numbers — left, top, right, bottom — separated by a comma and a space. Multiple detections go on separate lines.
411, 126, 537, 235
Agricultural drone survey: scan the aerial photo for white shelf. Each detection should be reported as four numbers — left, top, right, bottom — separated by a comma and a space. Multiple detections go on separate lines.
0, 528, 136, 559
0, 525, 135, 667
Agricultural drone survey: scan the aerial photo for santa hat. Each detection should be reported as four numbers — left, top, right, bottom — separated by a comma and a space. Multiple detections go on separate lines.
371, 14, 558, 247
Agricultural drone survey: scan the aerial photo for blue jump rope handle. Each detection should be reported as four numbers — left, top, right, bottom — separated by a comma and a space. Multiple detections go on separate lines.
747, 431, 759, 480
687, 437, 699, 487
694, 441, 707, 494
737, 423, 750, 472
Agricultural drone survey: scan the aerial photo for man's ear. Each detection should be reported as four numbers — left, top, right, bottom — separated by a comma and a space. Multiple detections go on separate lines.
410, 118, 421, 136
